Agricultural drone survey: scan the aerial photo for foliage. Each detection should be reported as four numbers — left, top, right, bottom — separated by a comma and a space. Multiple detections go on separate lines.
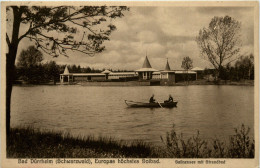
14, 63, 107, 83
16, 46, 44, 83
181, 56, 193, 83
8, 124, 254, 158
218, 54, 254, 81
6, 6, 128, 57
228, 124, 255, 158
161, 124, 209, 158
44, 61, 60, 84
196, 16, 241, 78
7, 127, 158, 158
181, 56, 193, 71
17, 46, 43, 67
202, 54, 254, 81
234, 54, 254, 80
161, 124, 254, 158
6, 5, 128, 135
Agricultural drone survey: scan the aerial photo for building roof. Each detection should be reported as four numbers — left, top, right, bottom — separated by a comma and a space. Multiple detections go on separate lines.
101, 69, 112, 74
191, 67, 204, 71
142, 56, 152, 68
175, 70, 197, 74
135, 56, 158, 72
63, 65, 70, 75
135, 68, 159, 72
62, 73, 105, 76
61, 72, 137, 76
165, 59, 171, 71
109, 72, 136, 75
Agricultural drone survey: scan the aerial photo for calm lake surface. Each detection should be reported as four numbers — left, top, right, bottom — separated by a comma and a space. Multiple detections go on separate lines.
11, 85, 254, 145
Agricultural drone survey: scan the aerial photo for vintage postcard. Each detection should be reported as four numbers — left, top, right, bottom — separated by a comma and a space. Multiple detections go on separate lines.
1, 1, 259, 168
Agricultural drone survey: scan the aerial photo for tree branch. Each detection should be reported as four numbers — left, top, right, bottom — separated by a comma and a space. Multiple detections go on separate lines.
6, 33, 11, 47
18, 22, 32, 42
68, 20, 97, 35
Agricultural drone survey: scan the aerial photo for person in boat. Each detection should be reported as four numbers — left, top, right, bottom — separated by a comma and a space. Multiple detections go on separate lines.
168, 94, 173, 102
164, 94, 173, 103
149, 94, 156, 103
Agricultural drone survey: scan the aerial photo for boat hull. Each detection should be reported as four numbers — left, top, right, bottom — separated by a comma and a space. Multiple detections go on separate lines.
125, 100, 177, 108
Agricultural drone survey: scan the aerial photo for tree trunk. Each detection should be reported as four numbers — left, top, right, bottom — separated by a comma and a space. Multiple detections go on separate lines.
6, 69, 12, 137
6, 47, 17, 137
6, 6, 22, 138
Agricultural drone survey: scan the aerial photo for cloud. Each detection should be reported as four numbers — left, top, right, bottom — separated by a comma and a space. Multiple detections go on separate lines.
137, 31, 158, 43
13, 6, 254, 71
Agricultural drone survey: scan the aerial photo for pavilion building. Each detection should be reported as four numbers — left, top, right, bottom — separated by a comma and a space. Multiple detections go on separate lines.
191, 67, 204, 79
135, 56, 159, 80
156, 59, 176, 85
60, 66, 138, 83
60, 65, 74, 83
60, 55, 198, 84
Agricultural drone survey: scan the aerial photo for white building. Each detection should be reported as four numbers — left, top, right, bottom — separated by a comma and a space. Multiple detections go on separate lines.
60, 56, 199, 83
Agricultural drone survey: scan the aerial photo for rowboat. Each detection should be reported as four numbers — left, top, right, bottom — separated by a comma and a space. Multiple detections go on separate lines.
125, 100, 177, 108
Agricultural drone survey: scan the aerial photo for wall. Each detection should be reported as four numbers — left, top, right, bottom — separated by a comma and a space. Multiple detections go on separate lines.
175, 73, 196, 82
168, 73, 175, 83
80, 81, 151, 86
73, 76, 88, 81
91, 76, 106, 81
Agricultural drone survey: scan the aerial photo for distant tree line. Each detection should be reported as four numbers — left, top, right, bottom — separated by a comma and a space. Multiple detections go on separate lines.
14, 46, 134, 84
204, 54, 254, 81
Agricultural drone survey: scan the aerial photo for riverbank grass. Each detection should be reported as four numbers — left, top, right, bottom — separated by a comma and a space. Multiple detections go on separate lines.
7, 127, 160, 158
7, 124, 254, 158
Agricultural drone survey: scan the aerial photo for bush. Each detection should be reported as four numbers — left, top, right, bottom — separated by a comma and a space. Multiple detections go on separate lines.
161, 124, 254, 158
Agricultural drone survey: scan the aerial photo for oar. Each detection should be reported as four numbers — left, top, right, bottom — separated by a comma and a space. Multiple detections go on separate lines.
157, 102, 163, 108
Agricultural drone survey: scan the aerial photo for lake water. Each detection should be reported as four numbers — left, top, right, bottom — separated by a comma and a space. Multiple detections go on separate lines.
11, 85, 254, 145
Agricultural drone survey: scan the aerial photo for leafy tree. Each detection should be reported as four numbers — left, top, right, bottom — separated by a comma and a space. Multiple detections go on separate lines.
16, 46, 44, 82
69, 64, 81, 73
181, 56, 193, 83
234, 54, 254, 80
17, 46, 43, 67
82, 66, 92, 73
181, 56, 193, 71
5, 5, 128, 136
196, 16, 241, 79
44, 61, 60, 84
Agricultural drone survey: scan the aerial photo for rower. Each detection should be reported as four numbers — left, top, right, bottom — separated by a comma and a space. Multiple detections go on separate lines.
149, 94, 156, 103
168, 94, 173, 102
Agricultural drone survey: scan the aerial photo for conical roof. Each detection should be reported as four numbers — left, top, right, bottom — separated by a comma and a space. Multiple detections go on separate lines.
63, 65, 70, 74
165, 59, 171, 71
142, 56, 152, 68
101, 69, 111, 74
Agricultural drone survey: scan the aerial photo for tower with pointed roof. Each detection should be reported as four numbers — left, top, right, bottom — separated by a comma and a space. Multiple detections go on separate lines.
60, 65, 73, 83
164, 58, 171, 71
160, 58, 176, 84
142, 56, 152, 68
135, 55, 158, 80
63, 65, 70, 75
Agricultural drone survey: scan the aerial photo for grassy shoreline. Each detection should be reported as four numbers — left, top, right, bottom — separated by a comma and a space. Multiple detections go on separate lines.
7, 124, 254, 158
7, 127, 161, 158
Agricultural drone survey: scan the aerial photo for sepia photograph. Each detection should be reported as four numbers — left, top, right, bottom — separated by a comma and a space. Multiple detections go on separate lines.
1, 1, 259, 168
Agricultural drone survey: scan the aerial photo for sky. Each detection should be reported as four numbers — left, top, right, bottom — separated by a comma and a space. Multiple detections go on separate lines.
14, 6, 255, 71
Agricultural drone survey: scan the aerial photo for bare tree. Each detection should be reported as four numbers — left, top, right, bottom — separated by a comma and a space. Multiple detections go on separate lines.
5, 6, 128, 136
196, 16, 241, 79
